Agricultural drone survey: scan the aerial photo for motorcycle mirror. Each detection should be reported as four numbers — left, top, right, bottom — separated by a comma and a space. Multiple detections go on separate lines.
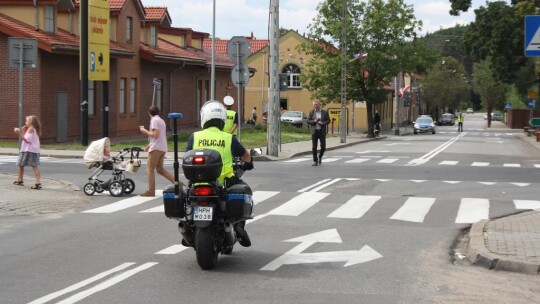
250, 148, 263, 156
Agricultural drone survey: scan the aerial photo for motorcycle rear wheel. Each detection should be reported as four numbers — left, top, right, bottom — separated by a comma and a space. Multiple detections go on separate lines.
195, 227, 218, 270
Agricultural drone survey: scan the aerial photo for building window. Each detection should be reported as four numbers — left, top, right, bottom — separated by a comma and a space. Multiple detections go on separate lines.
130, 78, 136, 113
150, 25, 157, 47
281, 64, 301, 88
44, 5, 55, 33
119, 78, 126, 114
155, 79, 163, 110
126, 17, 132, 43
88, 81, 95, 116
110, 19, 115, 41
181, 34, 186, 47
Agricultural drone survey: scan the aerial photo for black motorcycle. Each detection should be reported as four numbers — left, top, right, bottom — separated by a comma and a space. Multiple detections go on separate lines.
162, 113, 259, 270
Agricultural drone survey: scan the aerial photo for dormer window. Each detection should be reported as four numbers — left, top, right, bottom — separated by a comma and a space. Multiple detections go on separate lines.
126, 17, 132, 43
150, 25, 157, 47
44, 5, 56, 33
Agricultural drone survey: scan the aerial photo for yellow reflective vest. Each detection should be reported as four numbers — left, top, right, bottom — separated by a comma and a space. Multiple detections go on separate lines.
457, 115, 464, 123
224, 110, 238, 135
193, 127, 234, 183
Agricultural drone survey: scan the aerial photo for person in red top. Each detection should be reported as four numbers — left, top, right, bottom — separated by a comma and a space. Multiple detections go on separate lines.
14, 115, 42, 189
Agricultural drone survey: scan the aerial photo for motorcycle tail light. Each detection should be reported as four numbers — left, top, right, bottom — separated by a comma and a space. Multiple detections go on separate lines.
192, 156, 206, 165
194, 186, 213, 196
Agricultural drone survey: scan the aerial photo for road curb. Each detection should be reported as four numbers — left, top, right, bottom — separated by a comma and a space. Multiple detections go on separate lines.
467, 218, 540, 275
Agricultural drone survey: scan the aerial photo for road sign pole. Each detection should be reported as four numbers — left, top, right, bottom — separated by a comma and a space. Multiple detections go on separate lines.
81, 0, 89, 146
18, 40, 23, 138
236, 41, 242, 141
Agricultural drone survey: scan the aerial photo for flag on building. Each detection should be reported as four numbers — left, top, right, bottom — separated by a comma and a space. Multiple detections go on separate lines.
348, 52, 368, 63
399, 85, 410, 97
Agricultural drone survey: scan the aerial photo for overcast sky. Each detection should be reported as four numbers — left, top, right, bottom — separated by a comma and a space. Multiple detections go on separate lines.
141, 0, 508, 39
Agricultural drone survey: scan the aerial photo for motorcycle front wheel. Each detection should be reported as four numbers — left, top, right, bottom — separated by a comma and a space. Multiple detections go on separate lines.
195, 227, 218, 270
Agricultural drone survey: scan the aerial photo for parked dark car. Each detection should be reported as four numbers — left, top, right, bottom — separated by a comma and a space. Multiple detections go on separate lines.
437, 113, 455, 126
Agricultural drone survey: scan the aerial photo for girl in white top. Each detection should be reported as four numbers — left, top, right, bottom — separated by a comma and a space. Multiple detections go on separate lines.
14, 115, 42, 189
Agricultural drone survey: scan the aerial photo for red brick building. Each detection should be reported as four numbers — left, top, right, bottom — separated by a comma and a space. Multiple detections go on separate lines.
0, 0, 236, 143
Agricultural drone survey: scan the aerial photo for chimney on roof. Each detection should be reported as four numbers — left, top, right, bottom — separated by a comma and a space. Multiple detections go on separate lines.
251, 32, 254, 40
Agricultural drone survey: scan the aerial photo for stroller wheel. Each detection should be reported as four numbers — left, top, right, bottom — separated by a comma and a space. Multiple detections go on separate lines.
95, 184, 105, 193
123, 178, 135, 194
109, 181, 124, 197
83, 183, 96, 196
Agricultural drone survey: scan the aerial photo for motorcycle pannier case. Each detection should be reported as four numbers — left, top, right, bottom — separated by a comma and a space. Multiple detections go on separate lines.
226, 183, 253, 219
182, 149, 222, 182
162, 184, 184, 218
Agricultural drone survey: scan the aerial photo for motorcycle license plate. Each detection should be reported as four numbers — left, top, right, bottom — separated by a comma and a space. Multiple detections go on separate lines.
194, 206, 213, 221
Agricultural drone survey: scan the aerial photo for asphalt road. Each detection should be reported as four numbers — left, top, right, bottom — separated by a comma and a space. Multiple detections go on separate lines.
1, 113, 540, 303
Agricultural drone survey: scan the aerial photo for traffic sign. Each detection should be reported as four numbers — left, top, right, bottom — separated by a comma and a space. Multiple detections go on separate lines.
88, 0, 110, 80
528, 98, 537, 109
504, 102, 512, 110
227, 36, 251, 62
231, 63, 250, 87
8, 38, 37, 68
525, 16, 540, 56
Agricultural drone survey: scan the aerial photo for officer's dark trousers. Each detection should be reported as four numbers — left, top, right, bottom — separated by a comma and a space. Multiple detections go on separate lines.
312, 129, 326, 162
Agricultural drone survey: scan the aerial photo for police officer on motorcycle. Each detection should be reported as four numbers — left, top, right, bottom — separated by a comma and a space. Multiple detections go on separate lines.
186, 100, 254, 247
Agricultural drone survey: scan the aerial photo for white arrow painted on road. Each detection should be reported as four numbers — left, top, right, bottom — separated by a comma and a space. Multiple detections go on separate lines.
261, 229, 382, 271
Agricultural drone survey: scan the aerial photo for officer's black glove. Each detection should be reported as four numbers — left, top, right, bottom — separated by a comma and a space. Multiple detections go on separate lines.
242, 159, 254, 171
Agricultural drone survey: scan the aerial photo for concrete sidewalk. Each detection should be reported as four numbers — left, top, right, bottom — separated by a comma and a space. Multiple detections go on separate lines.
1, 129, 539, 275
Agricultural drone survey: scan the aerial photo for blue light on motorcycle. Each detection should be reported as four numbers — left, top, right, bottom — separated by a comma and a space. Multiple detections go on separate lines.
193, 156, 206, 165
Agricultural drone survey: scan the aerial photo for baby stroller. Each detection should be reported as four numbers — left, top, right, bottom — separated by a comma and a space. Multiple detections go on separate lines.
83, 137, 143, 197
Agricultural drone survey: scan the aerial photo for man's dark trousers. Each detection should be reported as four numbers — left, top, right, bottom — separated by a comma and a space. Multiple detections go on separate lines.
312, 129, 326, 163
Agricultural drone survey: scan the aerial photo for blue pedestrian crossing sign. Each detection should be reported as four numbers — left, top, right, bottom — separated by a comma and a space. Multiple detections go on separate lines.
525, 16, 540, 56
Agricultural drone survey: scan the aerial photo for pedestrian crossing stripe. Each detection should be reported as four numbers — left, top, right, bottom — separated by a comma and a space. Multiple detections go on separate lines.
82, 190, 540, 225
0, 155, 537, 168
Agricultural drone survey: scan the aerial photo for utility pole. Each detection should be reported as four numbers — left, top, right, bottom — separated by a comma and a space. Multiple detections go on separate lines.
210, 0, 216, 100
340, 0, 347, 143
267, 0, 280, 156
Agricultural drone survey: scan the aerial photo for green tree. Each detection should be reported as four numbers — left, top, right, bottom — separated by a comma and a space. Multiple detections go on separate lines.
472, 59, 508, 127
300, 0, 435, 137
420, 56, 469, 116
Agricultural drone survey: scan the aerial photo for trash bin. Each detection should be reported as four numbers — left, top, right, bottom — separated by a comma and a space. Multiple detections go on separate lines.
536, 131, 540, 142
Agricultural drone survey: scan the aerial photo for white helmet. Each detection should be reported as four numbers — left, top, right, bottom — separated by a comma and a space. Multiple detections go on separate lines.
223, 96, 234, 106
200, 100, 226, 129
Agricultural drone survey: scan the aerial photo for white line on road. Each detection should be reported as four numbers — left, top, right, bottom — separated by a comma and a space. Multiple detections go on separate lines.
471, 162, 489, 167
377, 158, 398, 164
155, 245, 189, 254
439, 160, 458, 165
28, 263, 135, 304
407, 133, 465, 166
345, 158, 370, 164
298, 179, 331, 192
55, 262, 158, 304
503, 163, 521, 167
268, 192, 330, 216
83, 191, 163, 213
327, 195, 381, 219
455, 198, 489, 223
252, 191, 280, 205
390, 197, 435, 223
514, 200, 540, 210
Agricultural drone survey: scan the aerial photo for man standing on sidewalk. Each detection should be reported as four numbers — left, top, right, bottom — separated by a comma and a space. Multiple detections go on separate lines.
307, 99, 330, 166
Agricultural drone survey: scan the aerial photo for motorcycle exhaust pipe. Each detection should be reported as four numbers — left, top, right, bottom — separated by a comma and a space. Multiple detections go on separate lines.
178, 221, 193, 246
223, 221, 236, 246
